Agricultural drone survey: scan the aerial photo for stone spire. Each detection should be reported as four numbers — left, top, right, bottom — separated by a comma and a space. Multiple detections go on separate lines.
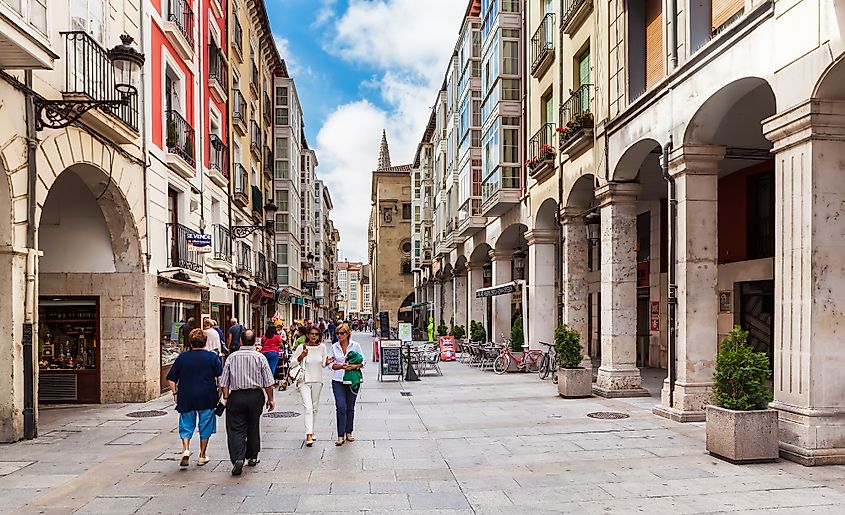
377, 129, 391, 170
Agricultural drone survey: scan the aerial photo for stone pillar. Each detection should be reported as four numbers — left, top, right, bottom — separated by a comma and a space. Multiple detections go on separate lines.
454, 270, 468, 331
654, 145, 724, 423
467, 264, 485, 334
561, 210, 592, 367
594, 183, 649, 397
489, 250, 513, 342
764, 101, 845, 465
526, 229, 557, 350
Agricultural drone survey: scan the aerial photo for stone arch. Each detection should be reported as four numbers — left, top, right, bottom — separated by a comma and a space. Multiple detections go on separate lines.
494, 223, 529, 251
814, 56, 845, 100
611, 138, 662, 183
684, 77, 776, 147
454, 255, 468, 274
534, 198, 559, 231
469, 242, 492, 265
565, 173, 597, 211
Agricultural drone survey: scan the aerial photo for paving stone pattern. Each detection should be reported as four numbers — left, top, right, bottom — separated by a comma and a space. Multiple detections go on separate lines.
2, 333, 845, 514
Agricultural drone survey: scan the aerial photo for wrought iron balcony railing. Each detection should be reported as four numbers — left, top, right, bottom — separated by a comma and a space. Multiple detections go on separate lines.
530, 13, 555, 75
250, 120, 261, 152
232, 18, 243, 59
527, 123, 556, 173
62, 31, 139, 130
558, 84, 594, 148
212, 224, 232, 262
166, 222, 203, 272
561, 0, 589, 32
167, 0, 195, 48
256, 252, 267, 283
208, 43, 227, 91
233, 90, 246, 124
263, 93, 272, 123
234, 163, 248, 194
209, 134, 228, 178
238, 243, 252, 273
166, 110, 195, 166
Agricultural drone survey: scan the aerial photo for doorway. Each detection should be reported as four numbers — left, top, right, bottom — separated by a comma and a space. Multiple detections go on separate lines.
738, 280, 774, 369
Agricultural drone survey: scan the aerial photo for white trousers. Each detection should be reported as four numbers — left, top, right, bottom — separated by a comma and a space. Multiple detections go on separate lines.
298, 381, 323, 435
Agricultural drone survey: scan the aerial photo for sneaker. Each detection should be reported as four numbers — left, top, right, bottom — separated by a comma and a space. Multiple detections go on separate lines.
179, 450, 191, 467
197, 456, 210, 466
231, 459, 244, 476
247, 458, 260, 467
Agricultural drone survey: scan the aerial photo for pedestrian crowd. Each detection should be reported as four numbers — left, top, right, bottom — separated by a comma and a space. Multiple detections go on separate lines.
164, 315, 366, 475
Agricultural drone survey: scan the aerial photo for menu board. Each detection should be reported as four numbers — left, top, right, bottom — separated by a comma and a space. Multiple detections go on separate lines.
379, 340, 402, 380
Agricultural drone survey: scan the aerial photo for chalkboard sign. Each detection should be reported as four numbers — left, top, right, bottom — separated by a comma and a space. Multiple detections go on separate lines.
379, 340, 402, 381
379, 311, 390, 337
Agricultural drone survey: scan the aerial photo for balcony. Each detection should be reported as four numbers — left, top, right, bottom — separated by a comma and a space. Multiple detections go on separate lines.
166, 110, 196, 178
264, 146, 273, 178
256, 252, 267, 284
443, 217, 459, 250
558, 84, 594, 158
232, 90, 247, 135
165, 0, 195, 60
561, 0, 593, 35
268, 261, 278, 286
208, 43, 227, 103
0, 0, 56, 69
250, 59, 259, 97
458, 199, 486, 237
527, 123, 557, 181
61, 32, 140, 144
250, 120, 261, 157
530, 13, 555, 77
251, 185, 263, 222
233, 163, 249, 208
232, 18, 243, 62
212, 224, 232, 264
166, 223, 203, 273
480, 167, 521, 217
238, 244, 252, 275
208, 134, 228, 187
263, 93, 272, 124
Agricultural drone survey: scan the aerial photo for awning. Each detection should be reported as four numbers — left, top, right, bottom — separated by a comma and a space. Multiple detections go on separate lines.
475, 280, 522, 298
411, 302, 429, 309
250, 287, 275, 305
157, 274, 209, 291
399, 306, 413, 313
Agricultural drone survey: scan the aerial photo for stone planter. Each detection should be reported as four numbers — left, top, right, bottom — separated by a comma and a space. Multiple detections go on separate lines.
705, 405, 779, 463
557, 367, 592, 398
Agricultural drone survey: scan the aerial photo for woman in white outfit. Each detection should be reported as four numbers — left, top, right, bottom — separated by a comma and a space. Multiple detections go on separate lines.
292, 324, 332, 447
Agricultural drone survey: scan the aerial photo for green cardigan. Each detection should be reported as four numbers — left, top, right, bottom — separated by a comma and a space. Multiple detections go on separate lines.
343, 350, 364, 393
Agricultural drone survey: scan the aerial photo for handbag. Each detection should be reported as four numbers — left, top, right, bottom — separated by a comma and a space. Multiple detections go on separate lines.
214, 401, 226, 417
289, 365, 304, 385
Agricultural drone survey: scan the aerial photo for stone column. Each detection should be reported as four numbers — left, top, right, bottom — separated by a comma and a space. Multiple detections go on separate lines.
467, 264, 485, 333
434, 279, 443, 324
453, 270, 468, 331
763, 101, 845, 465
561, 210, 592, 367
526, 229, 557, 350
489, 249, 513, 342
594, 183, 649, 397
654, 145, 724, 423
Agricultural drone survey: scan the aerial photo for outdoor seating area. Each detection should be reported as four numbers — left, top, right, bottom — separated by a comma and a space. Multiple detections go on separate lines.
455, 340, 503, 371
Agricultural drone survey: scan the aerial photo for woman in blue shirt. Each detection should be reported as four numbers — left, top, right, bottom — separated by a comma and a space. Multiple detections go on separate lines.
166, 328, 223, 467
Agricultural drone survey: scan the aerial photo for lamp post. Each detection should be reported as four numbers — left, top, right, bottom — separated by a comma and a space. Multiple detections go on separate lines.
232, 201, 279, 238
512, 247, 526, 280
584, 211, 601, 247
34, 34, 144, 131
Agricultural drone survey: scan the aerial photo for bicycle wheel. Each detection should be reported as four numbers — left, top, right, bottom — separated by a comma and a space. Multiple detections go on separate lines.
524, 350, 544, 373
492, 354, 510, 375
539, 353, 550, 380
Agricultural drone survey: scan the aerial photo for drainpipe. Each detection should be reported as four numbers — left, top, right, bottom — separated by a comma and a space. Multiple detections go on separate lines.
140, 0, 152, 271
661, 135, 676, 408
669, 0, 679, 69
23, 70, 37, 439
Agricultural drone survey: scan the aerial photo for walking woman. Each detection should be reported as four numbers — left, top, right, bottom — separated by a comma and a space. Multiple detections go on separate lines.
166, 328, 223, 467
291, 324, 333, 447
260, 324, 282, 376
329, 323, 364, 446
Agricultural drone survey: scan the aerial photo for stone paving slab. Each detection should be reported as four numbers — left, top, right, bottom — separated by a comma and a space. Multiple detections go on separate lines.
2, 332, 845, 514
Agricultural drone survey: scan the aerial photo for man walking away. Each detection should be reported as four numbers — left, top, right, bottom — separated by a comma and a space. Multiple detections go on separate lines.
227, 318, 245, 354
220, 330, 275, 475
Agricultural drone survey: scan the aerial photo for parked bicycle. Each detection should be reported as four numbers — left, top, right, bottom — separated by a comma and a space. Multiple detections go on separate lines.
538, 341, 558, 384
492, 343, 543, 375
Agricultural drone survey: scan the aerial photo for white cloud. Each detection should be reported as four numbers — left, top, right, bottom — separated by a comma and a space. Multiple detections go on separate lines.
315, 0, 465, 262
273, 34, 314, 78
313, 0, 337, 27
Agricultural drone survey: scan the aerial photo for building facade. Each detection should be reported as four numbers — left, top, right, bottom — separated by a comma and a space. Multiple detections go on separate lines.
415, 0, 845, 465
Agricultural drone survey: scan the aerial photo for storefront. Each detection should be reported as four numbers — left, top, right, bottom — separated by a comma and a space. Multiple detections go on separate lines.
38, 297, 100, 403
160, 299, 199, 392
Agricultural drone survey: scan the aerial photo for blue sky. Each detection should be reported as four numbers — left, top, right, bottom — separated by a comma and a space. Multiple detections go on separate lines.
265, 0, 467, 262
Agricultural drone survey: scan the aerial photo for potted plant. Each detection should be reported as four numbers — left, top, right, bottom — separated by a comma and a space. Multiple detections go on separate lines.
166, 118, 178, 150
469, 321, 486, 343
437, 320, 449, 337
706, 326, 777, 463
452, 325, 466, 340
554, 324, 591, 398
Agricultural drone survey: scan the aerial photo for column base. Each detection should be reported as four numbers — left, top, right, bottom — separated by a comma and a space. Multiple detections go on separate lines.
653, 380, 712, 422
771, 401, 845, 466
593, 367, 650, 398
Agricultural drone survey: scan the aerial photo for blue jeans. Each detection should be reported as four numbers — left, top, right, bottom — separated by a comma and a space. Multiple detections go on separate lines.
262, 351, 279, 375
332, 380, 357, 437
178, 409, 216, 440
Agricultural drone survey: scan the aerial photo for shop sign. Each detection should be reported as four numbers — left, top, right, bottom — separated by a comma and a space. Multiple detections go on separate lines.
650, 301, 660, 332
398, 323, 412, 342
186, 233, 212, 253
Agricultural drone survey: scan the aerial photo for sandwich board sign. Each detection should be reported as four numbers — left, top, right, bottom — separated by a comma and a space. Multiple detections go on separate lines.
378, 340, 402, 381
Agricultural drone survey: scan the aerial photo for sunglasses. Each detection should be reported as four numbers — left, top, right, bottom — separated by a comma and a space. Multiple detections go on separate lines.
308, 332, 321, 337
336, 331, 348, 335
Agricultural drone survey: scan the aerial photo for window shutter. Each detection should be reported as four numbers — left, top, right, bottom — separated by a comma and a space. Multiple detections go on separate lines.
645, 0, 664, 89
712, 0, 744, 32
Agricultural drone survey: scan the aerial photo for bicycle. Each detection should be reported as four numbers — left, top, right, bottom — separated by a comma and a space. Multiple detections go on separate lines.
538, 341, 558, 384
492, 343, 544, 375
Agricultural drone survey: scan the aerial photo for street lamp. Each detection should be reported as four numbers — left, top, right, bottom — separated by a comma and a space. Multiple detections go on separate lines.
584, 211, 601, 247
35, 34, 144, 131
512, 247, 526, 279
232, 201, 279, 238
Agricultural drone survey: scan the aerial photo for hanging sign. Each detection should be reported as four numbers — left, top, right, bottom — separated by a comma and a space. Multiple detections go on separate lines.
186, 233, 212, 253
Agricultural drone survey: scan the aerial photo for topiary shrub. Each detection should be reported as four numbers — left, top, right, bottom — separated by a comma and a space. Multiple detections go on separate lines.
452, 325, 466, 340
437, 320, 449, 337
469, 320, 486, 342
554, 324, 583, 368
712, 326, 772, 411
509, 316, 524, 352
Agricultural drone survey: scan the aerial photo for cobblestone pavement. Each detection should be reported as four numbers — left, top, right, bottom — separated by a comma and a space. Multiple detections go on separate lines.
3, 332, 845, 514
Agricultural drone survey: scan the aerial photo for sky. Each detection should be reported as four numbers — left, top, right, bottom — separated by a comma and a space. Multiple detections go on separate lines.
267, 0, 467, 262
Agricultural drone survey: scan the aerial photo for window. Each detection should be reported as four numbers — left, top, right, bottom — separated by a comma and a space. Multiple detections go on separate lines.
277, 266, 289, 284
275, 137, 288, 159
275, 160, 289, 179
71, 0, 105, 43
402, 241, 412, 254
503, 128, 518, 164
747, 171, 775, 260
277, 190, 289, 211
503, 40, 519, 75
276, 243, 288, 265
275, 213, 289, 233
402, 203, 412, 220
414, 240, 421, 257
541, 91, 553, 126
